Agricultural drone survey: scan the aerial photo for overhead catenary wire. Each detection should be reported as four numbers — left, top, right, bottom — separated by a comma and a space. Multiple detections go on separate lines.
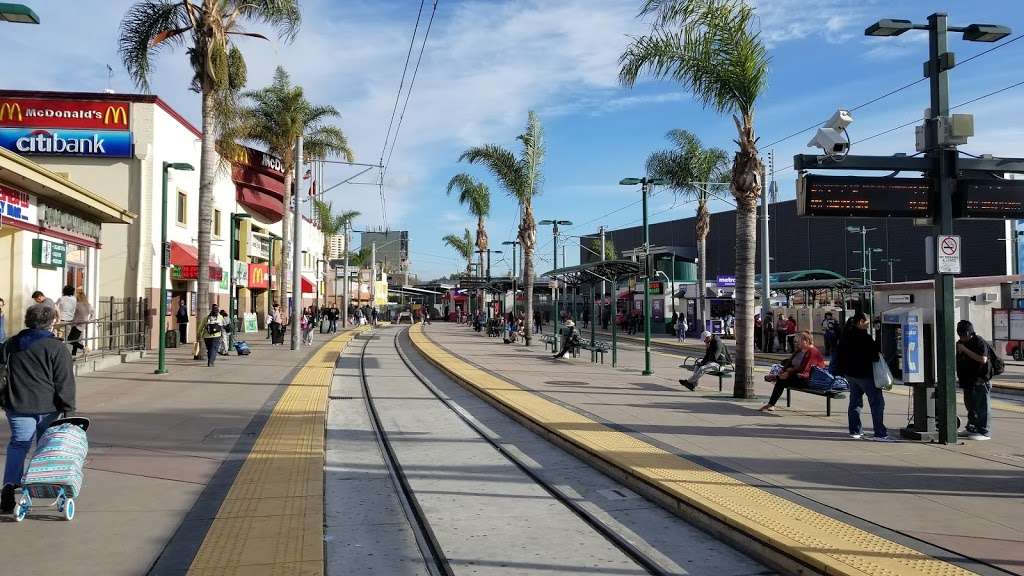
379, 0, 440, 231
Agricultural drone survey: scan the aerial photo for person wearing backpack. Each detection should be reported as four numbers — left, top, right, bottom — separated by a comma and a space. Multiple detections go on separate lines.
680, 331, 729, 391
956, 320, 998, 440
197, 304, 225, 367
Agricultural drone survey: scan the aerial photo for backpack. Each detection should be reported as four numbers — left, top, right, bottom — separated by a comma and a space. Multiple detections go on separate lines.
718, 340, 733, 364
984, 340, 1005, 378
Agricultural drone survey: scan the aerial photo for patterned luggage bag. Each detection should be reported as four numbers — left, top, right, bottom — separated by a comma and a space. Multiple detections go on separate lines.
22, 422, 89, 498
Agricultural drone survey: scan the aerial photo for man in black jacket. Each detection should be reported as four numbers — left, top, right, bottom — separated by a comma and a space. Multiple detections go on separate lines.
680, 331, 727, 391
1, 303, 76, 513
956, 320, 992, 440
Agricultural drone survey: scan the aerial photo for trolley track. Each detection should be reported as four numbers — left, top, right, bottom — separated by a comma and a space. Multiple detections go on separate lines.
356, 326, 675, 576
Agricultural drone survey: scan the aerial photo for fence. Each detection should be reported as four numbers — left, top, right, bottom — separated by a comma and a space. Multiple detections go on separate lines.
58, 297, 150, 362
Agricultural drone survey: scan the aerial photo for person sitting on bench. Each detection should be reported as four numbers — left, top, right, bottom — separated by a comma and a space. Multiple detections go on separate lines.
759, 331, 825, 412
552, 313, 579, 359
680, 331, 728, 391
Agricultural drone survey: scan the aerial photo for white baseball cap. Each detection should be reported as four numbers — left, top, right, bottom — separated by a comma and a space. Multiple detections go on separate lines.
701, 330, 712, 340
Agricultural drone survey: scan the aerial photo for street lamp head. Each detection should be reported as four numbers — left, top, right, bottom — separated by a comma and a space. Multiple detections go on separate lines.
501, 240, 518, 246
962, 23, 1011, 42
619, 178, 642, 186
538, 219, 555, 226
865, 19, 913, 37
0, 3, 40, 24
165, 162, 194, 172
556, 220, 573, 226
649, 177, 668, 186
846, 226, 861, 233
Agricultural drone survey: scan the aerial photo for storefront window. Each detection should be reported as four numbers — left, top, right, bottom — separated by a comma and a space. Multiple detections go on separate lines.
213, 209, 222, 238
176, 191, 187, 225
64, 243, 88, 293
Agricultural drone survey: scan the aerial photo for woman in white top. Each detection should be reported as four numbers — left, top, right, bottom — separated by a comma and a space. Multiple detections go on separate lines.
67, 288, 92, 356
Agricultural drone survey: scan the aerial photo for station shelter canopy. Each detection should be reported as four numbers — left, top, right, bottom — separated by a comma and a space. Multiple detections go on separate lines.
541, 260, 640, 286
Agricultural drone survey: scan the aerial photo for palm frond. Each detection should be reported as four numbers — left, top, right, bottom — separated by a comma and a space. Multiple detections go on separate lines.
459, 145, 526, 201
619, 0, 768, 117
304, 125, 354, 162
446, 173, 490, 218
519, 110, 545, 202
119, 0, 190, 91
442, 229, 475, 263
646, 128, 730, 199
230, 0, 301, 42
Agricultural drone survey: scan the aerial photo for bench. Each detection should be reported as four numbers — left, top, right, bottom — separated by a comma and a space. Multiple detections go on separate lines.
682, 356, 736, 392
542, 334, 557, 352
786, 386, 846, 417
579, 338, 610, 363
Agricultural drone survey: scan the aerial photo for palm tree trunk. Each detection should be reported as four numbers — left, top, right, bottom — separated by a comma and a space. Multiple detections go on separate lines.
195, 89, 217, 350
279, 169, 293, 319
731, 115, 762, 399
696, 197, 709, 335
521, 201, 536, 346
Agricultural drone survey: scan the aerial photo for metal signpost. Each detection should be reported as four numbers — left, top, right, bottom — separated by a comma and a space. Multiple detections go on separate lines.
796, 12, 1019, 443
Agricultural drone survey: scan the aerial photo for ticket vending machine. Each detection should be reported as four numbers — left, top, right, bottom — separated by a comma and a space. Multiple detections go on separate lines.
882, 308, 936, 441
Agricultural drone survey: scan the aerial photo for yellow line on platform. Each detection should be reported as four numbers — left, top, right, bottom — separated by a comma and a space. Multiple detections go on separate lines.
187, 328, 365, 576
409, 324, 978, 576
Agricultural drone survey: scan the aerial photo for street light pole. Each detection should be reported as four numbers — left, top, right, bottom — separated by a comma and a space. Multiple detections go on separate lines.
503, 240, 520, 314
228, 213, 251, 347
156, 162, 194, 375
342, 222, 350, 327
620, 176, 667, 376
539, 219, 573, 339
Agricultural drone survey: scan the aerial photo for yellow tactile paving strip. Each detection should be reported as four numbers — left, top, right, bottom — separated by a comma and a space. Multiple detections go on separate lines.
409, 324, 979, 576
187, 328, 365, 576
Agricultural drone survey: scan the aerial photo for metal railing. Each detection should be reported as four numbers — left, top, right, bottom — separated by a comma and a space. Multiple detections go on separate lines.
56, 297, 150, 362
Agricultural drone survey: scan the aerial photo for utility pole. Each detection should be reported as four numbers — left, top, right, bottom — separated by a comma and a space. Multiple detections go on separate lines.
342, 222, 350, 327
291, 136, 303, 351
881, 257, 901, 283
599, 225, 607, 332
539, 219, 573, 339
502, 240, 520, 314
370, 241, 377, 314
762, 153, 773, 349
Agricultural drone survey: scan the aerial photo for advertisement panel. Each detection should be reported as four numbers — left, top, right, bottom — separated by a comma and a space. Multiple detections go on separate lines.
248, 263, 270, 289
0, 183, 35, 224
0, 127, 132, 157
0, 97, 130, 130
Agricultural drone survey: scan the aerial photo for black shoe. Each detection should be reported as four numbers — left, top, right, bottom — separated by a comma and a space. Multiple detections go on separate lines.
1, 484, 15, 514
678, 379, 696, 391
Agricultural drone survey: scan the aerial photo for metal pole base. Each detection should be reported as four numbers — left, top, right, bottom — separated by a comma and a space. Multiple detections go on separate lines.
642, 370, 652, 376
154, 369, 167, 375
899, 427, 939, 442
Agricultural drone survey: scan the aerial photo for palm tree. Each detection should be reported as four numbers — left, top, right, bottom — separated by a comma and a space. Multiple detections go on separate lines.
446, 174, 491, 276
120, 0, 300, 342
442, 229, 475, 274
620, 0, 768, 398
588, 236, 617, 262
646, 129, 729, 336
314, 200, 359, 302
243, 66, 354, 313
459, 111, 544, 345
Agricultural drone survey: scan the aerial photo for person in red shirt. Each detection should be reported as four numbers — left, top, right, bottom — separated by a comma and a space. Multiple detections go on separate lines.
785, 315, 798, 352
760, 331, 825, 412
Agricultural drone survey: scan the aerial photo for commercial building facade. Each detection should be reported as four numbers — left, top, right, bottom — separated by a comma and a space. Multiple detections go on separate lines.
0, 90, 323, 344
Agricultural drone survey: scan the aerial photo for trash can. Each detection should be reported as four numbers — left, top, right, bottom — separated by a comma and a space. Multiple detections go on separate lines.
165, 329, 178, 348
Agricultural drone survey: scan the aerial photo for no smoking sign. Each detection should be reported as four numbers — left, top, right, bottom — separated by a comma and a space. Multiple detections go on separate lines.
936, 235, 961, 274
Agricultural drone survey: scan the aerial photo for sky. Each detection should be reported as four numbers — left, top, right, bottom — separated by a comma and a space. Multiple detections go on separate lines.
4, 0, 1024, 280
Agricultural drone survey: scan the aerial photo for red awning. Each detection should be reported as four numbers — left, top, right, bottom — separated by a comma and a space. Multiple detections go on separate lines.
301, 276, 315, 294
170, 241, 223, 282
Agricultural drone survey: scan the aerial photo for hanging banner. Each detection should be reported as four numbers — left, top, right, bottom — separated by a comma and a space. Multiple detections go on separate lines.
233, 261, 249, 285
0, 183, 35, 224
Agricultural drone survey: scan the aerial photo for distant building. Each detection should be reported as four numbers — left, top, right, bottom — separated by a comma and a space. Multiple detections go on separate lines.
585, 199, 1012, 282
326, 234, 346, 260
361, 230, 409, 274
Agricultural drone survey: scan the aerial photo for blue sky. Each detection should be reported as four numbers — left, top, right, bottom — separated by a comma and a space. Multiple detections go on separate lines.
5, 0, 1024, 280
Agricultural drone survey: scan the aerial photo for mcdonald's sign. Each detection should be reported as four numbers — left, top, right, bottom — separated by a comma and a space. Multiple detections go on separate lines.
0, 97, 130, 130
248, 263, 270, 289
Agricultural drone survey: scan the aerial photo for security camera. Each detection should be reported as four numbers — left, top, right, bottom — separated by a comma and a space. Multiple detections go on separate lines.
808, 109, 853, 158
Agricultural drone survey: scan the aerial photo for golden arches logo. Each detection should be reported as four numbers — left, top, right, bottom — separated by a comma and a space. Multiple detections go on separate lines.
0, 102, 23, 122
103, 106, 128, 126
250, 266, 266, 285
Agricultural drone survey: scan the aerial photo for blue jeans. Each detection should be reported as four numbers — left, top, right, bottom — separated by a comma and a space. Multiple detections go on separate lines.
847, 376, 887, 438
962, 382, 991, 436
4, 411, 61, 486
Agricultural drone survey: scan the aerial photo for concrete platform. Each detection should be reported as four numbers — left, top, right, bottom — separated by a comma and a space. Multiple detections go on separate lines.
415, 322, 1024, 576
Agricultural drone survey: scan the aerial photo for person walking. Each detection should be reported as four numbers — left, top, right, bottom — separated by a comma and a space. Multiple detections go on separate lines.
676, 314, 688, 342
821, 312, 840, 358
31, 291, 55, 309
775, 313, 787, 353
832, 312, 891, 441
301, 308, 314, 346
0, 303, 75, 513
55, 285, 76, 339
218, 309, 232, 355
327, 306, 338, 333
176, 296, 189, 345
679, 331, 729, 391
533, 310, 542, 334
197, 305, 224, 367
68, 289, 92, 356
759, 331, 826, 412
956, 320, 993, 440
763, 314, 775, 353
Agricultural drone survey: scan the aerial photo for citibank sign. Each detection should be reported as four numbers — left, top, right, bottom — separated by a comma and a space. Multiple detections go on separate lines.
0, 128, 132, 158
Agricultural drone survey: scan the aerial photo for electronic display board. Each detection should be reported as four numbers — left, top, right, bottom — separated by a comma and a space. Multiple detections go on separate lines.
797, 174, 932, 218
954, 179, 1024, 219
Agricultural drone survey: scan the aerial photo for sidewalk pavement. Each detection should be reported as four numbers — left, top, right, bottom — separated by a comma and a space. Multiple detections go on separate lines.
0, 331, 328, 576
427, 322, 1024, 575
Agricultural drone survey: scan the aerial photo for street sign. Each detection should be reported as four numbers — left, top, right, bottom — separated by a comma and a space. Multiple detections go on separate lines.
954, 179, 1024, 219
936, 235, 961, 274
797, 174, 932, 218
888, 294, 914, 304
